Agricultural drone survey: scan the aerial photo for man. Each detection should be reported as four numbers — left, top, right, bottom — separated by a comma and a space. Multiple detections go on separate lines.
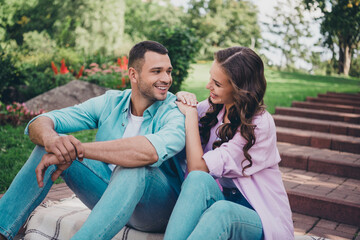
0, 41, 186, 240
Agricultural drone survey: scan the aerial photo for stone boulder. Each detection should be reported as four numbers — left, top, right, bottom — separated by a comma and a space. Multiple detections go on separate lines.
25, 80, 109, 112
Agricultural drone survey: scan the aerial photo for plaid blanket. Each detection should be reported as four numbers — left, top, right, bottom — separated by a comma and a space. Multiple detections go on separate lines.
24, 196, 164, 240
22, 196, 329, 240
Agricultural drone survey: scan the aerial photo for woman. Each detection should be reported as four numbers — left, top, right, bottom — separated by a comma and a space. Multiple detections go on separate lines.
164, 47, 294, 240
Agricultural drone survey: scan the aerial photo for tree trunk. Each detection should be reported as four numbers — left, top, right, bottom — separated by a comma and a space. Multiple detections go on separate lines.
338, 39, 352, 76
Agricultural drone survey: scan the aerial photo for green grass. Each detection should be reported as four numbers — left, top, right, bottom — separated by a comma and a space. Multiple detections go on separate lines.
1, 64, 359, 193
182, 62, 360, 113
0, 126, 97, 193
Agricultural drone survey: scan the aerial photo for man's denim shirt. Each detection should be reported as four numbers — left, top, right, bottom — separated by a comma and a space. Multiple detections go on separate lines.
25, 89, 186, 190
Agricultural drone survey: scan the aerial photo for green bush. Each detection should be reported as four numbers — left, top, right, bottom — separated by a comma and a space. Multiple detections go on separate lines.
81, 62, 130, 90
146, 24, 201, 93
0, 51, 25, 104
349, 54, 360, 78
0, 101, 46, 126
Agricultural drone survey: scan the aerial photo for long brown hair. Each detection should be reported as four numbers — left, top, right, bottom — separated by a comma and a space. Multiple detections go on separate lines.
199, 47, 267, 175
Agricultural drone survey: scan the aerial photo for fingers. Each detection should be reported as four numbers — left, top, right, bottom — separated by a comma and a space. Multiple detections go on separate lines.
51, 169, 63, 182
69, 135, 84, 161
176, 91, 198, 106
45, 135, 84, 163
36, 154, 72, 187
35, 161, 46, 188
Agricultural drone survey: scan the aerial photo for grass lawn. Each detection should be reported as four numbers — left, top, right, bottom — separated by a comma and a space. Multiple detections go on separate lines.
0, 126, 97, 193
182, 62, 360, 113
1, 63, 359, 193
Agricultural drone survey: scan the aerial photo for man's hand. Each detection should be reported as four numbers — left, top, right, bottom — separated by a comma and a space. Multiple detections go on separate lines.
35, 153, 72, 188
44, 135, 84, 164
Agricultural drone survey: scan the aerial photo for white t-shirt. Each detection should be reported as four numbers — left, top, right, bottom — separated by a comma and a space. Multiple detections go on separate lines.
108, 109, 144, 171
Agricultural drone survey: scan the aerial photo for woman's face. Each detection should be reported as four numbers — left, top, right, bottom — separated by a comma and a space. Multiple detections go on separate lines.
206, 60, 235, 107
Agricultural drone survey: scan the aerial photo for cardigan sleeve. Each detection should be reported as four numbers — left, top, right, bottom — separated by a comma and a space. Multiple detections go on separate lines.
203, 111, 281, 178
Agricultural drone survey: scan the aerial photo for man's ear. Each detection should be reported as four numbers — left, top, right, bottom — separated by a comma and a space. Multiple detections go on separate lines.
128, 67, 138, 84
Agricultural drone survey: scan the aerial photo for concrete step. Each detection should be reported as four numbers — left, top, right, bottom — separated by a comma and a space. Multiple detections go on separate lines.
277, 142, 360, 179
276, 127, 360, 154
306, 96, 360, 107
273, 115, 360, 137
281, 167, 360, 226
323, 92, 360, 101
275, 107, 360, 124
291, 101, 360, 114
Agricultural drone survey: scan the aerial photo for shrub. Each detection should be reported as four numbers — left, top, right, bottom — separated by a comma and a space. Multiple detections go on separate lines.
146, 24, 201, 93
0, 101, 46, 126
0, 51, 24, 104
80, 57, 130, 90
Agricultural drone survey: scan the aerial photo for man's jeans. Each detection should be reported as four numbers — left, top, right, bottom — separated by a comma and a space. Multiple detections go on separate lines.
0, 145, 180, 240
164, 171, 264, 240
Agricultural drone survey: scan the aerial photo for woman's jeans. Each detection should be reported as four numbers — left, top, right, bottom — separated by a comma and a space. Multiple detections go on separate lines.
164, 171, 263, 240
0, 145, 180, 240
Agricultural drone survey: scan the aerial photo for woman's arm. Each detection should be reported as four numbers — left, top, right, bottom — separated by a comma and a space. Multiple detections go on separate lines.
176, 102, 209, 172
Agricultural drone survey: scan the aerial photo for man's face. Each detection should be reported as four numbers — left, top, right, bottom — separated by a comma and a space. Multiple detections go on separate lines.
136, 51, 173, 102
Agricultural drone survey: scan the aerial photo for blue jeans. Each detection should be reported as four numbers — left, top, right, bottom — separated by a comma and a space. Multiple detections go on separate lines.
0, 145, 180, 240
164, 171, 263, 240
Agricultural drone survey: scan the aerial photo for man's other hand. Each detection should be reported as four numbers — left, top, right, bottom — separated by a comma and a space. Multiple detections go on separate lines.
35, 153, 72, 188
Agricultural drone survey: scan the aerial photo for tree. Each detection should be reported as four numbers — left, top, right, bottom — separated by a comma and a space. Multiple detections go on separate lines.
304, 0, 360, 75
183, 0, 261, 59
263, 0, 312, 70
0, 0, 125, 55
124, 0, 184, 42
146, 24, 201, 93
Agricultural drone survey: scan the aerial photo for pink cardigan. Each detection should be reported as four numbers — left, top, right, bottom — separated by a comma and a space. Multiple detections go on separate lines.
198, 100, 294, 240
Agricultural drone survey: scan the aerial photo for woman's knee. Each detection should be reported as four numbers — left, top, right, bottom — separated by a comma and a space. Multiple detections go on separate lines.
205, 200, 233, 218
184, 171, 215, 186
181, 171, 220, 198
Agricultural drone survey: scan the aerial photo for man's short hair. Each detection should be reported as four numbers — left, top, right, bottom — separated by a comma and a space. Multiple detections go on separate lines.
128, 41, 168, 72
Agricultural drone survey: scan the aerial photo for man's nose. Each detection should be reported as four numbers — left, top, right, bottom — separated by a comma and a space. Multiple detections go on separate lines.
160, 72, 171, 83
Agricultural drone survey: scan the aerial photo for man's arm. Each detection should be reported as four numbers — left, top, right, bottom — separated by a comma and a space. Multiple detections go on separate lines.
83, 136, 158, 167
28, 116, 84, 163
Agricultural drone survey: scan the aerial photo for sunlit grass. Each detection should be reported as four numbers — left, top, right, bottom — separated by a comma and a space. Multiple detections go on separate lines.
0, 126, 97, 193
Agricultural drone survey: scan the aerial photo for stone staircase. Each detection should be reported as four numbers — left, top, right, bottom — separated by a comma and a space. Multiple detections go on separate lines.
275, 92, 360, 238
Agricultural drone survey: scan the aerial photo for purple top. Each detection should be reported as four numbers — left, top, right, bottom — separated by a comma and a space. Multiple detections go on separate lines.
198, 100, 294, 240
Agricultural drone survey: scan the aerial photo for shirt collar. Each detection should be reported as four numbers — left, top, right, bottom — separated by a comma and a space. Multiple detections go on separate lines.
124, 91, 168, 118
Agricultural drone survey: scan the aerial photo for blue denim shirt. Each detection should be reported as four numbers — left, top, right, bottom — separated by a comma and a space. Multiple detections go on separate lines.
25, 90, 186, 186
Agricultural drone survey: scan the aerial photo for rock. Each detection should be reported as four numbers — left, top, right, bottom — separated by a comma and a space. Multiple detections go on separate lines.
24, 80, 109, 112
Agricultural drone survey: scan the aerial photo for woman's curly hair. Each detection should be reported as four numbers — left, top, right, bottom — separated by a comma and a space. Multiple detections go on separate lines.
199, 47, 267, 175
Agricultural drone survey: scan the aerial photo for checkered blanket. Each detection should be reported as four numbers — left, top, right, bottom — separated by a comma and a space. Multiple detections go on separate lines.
24, 196, 164, 240
22, 196, 329, 240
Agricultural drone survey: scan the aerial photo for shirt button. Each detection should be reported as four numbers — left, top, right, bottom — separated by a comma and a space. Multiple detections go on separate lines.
232, 190, 237, 195
121, 123, 125, 126
163, 154, 168, 159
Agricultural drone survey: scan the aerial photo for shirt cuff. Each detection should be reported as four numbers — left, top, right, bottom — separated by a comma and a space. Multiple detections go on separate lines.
203, 149, 224, 178
144, 134, 168, 167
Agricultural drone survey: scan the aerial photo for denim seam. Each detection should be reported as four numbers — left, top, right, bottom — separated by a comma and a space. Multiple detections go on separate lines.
68, 160, 110, 185
10, 167, 55, 239
0, 225, 12, 240
217, 221, 263, 240
95, 169, 146, 239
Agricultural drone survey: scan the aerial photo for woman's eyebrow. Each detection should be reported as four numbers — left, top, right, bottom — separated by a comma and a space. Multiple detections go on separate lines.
212, 78, 222, 86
